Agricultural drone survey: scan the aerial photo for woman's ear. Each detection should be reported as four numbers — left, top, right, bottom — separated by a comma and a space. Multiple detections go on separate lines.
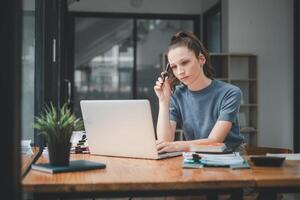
198, 53, 206, 66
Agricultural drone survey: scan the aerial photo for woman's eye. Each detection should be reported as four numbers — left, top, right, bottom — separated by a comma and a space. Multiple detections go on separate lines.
182, 60, 189, 65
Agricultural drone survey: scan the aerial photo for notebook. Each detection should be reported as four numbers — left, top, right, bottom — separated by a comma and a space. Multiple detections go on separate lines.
189, 143, 226, 153
31, 160, 106, 174
80, 100, 182, 160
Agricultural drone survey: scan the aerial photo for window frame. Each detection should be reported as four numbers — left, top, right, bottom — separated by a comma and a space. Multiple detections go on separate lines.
66, 11, 200, 100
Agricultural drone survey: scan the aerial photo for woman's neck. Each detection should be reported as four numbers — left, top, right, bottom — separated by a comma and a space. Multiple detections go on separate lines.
187, 72, 212, 91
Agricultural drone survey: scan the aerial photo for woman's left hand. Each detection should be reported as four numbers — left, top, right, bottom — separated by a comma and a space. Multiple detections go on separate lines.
156, 141, 189, 153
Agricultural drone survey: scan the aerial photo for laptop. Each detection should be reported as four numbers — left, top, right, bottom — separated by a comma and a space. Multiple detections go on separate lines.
80, 99, 182, 159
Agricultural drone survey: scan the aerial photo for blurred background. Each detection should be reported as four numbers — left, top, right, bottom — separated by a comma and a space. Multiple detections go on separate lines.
21, 0, 294, 150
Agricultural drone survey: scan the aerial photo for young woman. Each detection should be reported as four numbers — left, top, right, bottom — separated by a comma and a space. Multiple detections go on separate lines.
154, 31, 244, 154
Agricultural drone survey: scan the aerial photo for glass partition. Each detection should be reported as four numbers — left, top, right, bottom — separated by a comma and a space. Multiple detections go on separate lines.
73, 16, 194, 126
21, 4, 35, 143
21, 1, 36, 198
74, 18, 134, 116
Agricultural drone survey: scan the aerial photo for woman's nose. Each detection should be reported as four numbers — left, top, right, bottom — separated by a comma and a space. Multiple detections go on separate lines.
177, 67, 184, 75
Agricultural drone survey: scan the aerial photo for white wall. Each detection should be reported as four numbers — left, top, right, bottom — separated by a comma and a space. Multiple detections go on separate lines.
69, 0, 202, 14
223, 0, 294, 149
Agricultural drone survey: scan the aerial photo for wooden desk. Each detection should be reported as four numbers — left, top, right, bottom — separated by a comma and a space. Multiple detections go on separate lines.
21, 147, 40, 177
22, 153, 253, 198
22, 154, 300, 199
251, 160, 300, 198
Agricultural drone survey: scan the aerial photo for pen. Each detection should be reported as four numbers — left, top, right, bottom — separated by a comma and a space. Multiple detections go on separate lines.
161, 63, 170, 82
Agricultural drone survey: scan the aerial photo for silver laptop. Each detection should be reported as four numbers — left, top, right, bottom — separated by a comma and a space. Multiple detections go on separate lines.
80, 99, 182, 159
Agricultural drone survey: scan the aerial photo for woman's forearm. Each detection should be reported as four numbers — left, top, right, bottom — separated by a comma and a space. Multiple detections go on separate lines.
173, 138, 221, 152
188, 138, 221, 145
156, 101, 174, 142
187, 121, 232, 146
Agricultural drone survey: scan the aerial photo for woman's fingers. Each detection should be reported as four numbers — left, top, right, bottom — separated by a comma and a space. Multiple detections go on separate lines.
158, 77, 164, 83
156, 81, 162, 87
155, 76, 169, 89
154, 82, 162, 93
164, 77, 170, 89
154, 76, 171, 101
157, 141, 183, 153
156, 141, 166, 150
158, 145, 172, 154
156, 141, 176, 153
158, 148, 166, 154
156, 140, 164, 145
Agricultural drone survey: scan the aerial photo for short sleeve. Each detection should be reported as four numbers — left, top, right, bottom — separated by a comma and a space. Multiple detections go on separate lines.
218, 87, 242, 122
169, 95, 179, 122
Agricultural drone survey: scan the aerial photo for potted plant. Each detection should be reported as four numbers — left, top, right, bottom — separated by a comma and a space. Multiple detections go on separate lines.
33, 103, 84, 166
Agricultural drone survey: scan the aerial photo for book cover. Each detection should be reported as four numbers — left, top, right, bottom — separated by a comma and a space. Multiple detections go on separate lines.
31, 160, 106, 174
189, 143, 226, 153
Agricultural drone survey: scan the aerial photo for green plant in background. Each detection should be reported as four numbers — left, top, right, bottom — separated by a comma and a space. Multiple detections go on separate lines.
34, 103, 84, 144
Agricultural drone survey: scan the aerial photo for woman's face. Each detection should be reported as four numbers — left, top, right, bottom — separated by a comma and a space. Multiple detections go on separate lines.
167, 46, 206, 86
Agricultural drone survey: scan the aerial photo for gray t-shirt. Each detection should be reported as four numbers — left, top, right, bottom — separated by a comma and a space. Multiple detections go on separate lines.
169, 79, 244, 150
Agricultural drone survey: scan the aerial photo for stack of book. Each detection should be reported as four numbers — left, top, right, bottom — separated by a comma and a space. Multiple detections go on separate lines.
182, 152, 249, 169
71, 133, 90, 154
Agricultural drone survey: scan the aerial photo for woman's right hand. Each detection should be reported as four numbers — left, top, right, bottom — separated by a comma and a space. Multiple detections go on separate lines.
153, 74, 171, 103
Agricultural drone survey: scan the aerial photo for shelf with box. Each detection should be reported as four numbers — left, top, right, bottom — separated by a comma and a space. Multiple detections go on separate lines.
210, 53, 258, 145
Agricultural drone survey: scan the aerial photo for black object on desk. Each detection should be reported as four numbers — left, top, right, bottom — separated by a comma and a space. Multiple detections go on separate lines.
250, 155, 285, 166
31, 160, 106, 173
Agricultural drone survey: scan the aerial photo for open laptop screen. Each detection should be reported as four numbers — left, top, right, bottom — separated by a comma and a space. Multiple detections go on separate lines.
80, 100, 181, 159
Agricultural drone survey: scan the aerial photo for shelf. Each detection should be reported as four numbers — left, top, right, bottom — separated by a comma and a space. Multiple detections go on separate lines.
210, 53, 255, 57
231, 81, 257, 104
216, 79, 257, 82
240, 130, 257, 134
210, 53, 258, 146
241, 104, 257, 107
230, 79, 257, 82
215, 78, 228, 81
240, 127, 257, 133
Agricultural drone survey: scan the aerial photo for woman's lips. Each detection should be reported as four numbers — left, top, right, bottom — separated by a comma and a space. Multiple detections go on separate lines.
180, 76, 189, 81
